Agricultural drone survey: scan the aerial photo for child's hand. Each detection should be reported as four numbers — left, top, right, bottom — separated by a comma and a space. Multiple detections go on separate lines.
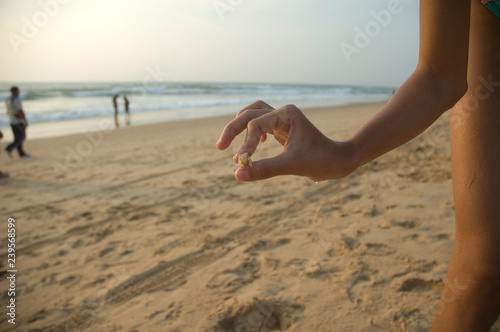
216, 100, 357, 182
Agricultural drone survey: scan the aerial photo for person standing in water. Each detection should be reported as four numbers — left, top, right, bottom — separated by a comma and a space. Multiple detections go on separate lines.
123, 95, 130, 127
112, 94, 119, 128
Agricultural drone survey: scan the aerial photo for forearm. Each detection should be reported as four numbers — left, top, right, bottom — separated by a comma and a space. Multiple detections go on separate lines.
346, 66, 466, 169
19, 110, 28, 124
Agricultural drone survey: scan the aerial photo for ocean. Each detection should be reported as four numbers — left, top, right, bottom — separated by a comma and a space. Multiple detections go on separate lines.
0, 82, 393, 138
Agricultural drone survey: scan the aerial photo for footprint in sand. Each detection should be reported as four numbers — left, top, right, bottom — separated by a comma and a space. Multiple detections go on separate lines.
210, 298, 303, 332
68, 211, 94, 222
436, 233, 451, 240
59, 274, 80, 286
347, 274, 373, 304
341, 236, 359, 251
243, 238, 291, 253
378, 218, 419, 230
128, 210, 159, 222
398, 277, 442, 293
342, 193, 362, 202
164, 302, 183, 321
99, 247, 115, 257
363, 242, 397, 256
391, 219, 419, 229
72, 239, 84, 249
206, 256, 261, 294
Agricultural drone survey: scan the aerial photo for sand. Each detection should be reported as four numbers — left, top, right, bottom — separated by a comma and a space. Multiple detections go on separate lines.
1, 102, 499, 332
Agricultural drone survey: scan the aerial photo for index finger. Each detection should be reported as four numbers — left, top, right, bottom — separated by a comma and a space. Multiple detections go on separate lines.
235, 111, 282, 157
236, 100, 275, 117
216, 109, 272, 150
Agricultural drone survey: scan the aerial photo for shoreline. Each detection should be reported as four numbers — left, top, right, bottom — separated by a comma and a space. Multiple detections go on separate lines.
0, 98, 389, 142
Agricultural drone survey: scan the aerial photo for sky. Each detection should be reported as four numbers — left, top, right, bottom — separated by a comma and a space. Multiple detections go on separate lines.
0, 0, 420, 87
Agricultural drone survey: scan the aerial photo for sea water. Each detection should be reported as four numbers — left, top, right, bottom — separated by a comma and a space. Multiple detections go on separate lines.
0, 81, 393, 139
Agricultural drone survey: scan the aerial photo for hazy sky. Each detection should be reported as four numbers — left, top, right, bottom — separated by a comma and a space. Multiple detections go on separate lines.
0, 0, 419, 87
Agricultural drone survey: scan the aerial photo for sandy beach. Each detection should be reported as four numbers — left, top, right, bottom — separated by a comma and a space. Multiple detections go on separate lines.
0, 102, 498, 332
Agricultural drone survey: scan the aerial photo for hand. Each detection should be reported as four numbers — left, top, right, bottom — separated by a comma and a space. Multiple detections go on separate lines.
216, 100, 357, 182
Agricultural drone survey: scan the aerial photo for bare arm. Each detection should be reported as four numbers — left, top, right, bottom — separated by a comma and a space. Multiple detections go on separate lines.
348, 0, 471, 169
217, 0, 471, 182
18, 109, 28, 124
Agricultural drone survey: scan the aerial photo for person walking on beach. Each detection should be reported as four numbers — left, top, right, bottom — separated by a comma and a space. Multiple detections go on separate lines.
5, 86, 29, 158
123, 95, 130, 127
0, 129, 9, 178
217, 1, 500, 330
113, 94, 119, 128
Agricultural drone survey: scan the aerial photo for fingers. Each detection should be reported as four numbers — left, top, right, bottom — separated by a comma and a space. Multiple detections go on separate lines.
216, 101, 275, 150
236, 100, 274, 117
234, 111, 280, 157
235, 104, 301, 156
235, 154, 291, 181
216, 109, 272, 150
217, 102, 310, 182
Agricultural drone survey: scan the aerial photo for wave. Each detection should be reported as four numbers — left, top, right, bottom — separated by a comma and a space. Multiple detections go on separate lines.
0, 82, 394, 126
1, 82, 393, 99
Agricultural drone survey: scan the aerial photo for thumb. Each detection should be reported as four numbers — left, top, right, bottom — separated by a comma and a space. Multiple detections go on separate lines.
235, 154, 291, 181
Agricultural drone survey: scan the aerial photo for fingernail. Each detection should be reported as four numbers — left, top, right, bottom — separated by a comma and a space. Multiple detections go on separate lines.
236, 167, 249, 181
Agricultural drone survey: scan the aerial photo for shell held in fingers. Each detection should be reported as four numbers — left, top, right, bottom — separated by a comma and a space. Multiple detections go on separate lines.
238, 153, 253, 167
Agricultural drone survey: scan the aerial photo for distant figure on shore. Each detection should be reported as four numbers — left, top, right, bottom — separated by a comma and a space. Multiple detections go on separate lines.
0, 129, 9, 178
113, 94, 119, 128
5, 86, 29, 158
123, 95, 130, 126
